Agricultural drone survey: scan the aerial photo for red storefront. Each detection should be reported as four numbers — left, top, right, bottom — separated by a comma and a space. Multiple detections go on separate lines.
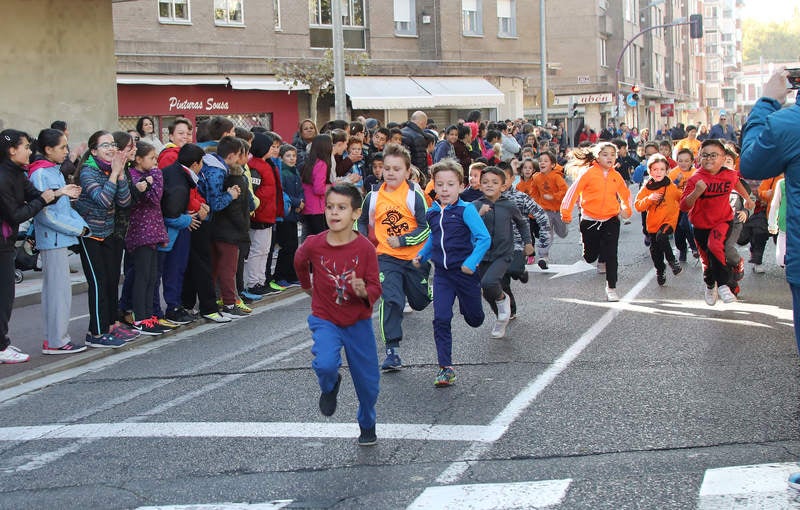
117, 80, 301, 143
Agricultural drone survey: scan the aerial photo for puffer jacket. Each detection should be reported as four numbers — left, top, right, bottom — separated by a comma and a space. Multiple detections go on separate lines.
401, 123, 429, 172
248, 155, 284, 228
28, 159, 87, 250
0, 159, 48, 252
740, 97, 800, 285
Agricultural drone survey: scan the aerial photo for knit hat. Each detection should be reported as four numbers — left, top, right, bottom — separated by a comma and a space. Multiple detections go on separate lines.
250, 132, 275, 159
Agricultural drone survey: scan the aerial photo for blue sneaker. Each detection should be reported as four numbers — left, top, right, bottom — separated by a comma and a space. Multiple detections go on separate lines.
85, 332, 125, 349
240, 290, 264, 302
789, 472, 800, 491
380, 349, 402, 371
276, 280, 301, 288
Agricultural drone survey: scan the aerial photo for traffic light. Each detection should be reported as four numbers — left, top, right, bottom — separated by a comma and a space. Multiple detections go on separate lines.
631, 85, 640, 103
689, 14, 703, 39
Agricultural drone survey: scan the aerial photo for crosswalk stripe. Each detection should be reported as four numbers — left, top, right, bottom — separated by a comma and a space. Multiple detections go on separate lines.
698, 462, 800, 509
406, 479, 572, 510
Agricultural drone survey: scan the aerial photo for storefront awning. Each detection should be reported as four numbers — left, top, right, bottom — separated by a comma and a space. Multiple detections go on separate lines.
345, 77, 436, 110
116, 74, 306, 91
411, 77, 505, 108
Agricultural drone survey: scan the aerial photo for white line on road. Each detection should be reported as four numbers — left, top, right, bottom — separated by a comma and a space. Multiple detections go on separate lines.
0, 421, 496, 443
137, 501, 293, 510
698, 462, 800, 509
435, 269, 655, 484
68, 313, 89, 322
407, 479, 573, 510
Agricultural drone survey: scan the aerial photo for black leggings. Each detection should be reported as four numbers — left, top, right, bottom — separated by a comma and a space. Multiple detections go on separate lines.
580, 217, 621, 288
0, 251, 14, 350
79, 237, 121, 335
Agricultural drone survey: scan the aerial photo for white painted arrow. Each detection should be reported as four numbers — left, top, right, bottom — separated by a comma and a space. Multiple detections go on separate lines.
526, 260, 595, 279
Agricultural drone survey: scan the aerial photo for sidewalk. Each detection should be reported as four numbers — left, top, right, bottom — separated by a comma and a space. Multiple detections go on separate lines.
3, 260, 302, 391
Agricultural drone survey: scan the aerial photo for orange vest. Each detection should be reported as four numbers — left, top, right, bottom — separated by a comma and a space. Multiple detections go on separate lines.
372, 181, 425, 260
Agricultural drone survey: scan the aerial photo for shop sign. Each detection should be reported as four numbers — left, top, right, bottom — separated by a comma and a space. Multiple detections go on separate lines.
660, 103, 675, 117
554, 93, 613, 105
168, 96, 231, 112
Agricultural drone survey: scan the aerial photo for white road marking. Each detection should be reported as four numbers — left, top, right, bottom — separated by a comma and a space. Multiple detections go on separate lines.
407, 479, 572, 510
435, 269, 655, 484
137, 502, 293, 510
69, 313, 89, 322
698, 462, 800, 509
526, 260, 595, 279
0, 421, 495, 443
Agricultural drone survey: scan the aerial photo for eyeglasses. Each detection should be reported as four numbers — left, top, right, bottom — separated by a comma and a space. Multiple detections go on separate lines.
699, 153, 722, 160
97, 142, 118, 150
132, 137, 140, 142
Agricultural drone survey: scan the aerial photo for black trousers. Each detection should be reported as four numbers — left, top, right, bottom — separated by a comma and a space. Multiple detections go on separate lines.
0, 250, 15, 350
694, 227, 731, 288
273, 221, 299, 282
302, 214, 327, 240
181, 221, 218, 315
648, 232, 677, 274
131, 246, 158, 321
79, 237, 121, 335
580, 217, 621, 288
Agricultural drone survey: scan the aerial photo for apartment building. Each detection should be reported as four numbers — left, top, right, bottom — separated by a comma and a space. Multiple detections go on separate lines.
701, 0, 743, 126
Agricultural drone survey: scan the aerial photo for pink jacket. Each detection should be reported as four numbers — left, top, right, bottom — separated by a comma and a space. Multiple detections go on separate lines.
301, 159, 329, 215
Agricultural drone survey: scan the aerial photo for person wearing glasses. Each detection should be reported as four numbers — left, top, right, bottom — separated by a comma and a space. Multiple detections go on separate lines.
73, 131, 132, 348
679, 139, 754, 305
708, 111, 737, 142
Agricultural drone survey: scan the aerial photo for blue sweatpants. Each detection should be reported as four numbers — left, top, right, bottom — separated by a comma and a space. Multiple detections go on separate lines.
792, 283, 800, 354
161, 228, 191, 310
433, 267, 484, 367
378, 254, 431, 347
308, 315, 380, 429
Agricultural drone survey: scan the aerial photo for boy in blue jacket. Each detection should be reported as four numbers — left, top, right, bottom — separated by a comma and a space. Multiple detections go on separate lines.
273, 144, 304, 286
414, 160, 490, 387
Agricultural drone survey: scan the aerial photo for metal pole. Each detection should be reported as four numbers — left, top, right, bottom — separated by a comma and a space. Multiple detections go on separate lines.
539, 0, 548, 124
331, 0, 348, 121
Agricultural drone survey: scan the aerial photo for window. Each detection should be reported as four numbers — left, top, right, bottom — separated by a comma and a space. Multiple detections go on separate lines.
274, 0, 281, 29
393, 0, 416, 35
214, 0, 243, 25
497, 0, 516, 37
159, 0, 190, 23
600, 38, 607, 67
462, 0, 482, 36
310, 0, 366, 49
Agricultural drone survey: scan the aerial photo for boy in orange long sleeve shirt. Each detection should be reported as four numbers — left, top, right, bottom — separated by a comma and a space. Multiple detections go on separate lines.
635, 154, 682, 286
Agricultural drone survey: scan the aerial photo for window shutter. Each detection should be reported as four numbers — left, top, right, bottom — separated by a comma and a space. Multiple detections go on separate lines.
497, 0, 511, 18
394, 0, 410, 22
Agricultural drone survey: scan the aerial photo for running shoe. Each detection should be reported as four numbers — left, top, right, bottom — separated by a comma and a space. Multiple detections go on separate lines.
434, 366, 456, 387
0, 345, 30, 363
42, 341, 87, 355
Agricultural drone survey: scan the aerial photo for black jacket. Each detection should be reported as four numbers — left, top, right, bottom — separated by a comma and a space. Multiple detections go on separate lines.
0, 159, 47, 252
211, 171, 250, 245
161, 161, 194, 219
401, 123, 429, 172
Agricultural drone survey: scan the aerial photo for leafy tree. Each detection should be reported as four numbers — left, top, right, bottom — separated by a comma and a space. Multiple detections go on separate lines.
267, 49, 369, 125
742, 11, 800, 64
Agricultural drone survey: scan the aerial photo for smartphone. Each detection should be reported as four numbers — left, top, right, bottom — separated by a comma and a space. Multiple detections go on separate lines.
786, 67, 800, 90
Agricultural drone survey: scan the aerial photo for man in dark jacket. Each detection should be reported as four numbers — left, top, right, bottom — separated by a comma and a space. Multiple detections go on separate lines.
708, 111, 737, 141
401, 111, 429, 173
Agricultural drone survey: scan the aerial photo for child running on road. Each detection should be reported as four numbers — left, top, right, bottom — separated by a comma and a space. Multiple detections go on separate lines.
634, 154, 682, 286
294, 184, 382, 446
668, 148, 699, 261
357, 143, 431, 371
560, 142, 632, 302
413, 159, 491, 387
474, 166, 533, 339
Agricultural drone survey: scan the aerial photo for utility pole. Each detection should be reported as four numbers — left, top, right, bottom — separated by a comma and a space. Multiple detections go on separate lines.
331, 0, 348, 121
539, 0, 548, 125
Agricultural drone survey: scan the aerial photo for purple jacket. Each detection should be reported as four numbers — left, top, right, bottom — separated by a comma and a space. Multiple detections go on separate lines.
125, 166, 168, 251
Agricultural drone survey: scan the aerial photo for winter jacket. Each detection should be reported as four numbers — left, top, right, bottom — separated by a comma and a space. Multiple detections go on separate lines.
197, 153, 233, 220
302, 159, 329, 216
560, 163, 631, 223
401, 123, 429, 172
708, 122, 736, 142
248, 156, 284, 227
740, 97, 800, 285
161, 161, 198, 251
0, 159, 48, 253
500, 133, 521, 162
433, 140, 455, 163
453, 140, 472, 175
73, 156, 131, 239
212, 167, 250, 245
281, 164, 305, 223
157, 143, 180, 169
529, 170, 568, 212
126, 166, 168, 251
416, 199, 491, 273
28, 160, 87, 250
634, 180, 681, 233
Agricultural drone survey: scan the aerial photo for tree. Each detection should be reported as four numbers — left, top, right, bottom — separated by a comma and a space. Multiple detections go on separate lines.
742, 11, 800, 65
267, 49, 369, 125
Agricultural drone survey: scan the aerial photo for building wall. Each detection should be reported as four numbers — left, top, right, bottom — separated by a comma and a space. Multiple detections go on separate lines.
0, 0, 118, 144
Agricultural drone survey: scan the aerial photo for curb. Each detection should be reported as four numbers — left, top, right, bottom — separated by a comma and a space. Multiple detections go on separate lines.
14, 281, 89, 309
0, 287, 304, 393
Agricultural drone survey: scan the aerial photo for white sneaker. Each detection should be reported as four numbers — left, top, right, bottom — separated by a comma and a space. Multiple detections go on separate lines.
718, 284, 737, 303
0, 345, 30, 364
752, 263, 765, 274
490, 319, 508, 339
597, 262, 606, 274
496, 295, 511, 322
605, 284, 619, 302
704, 286, 718, 306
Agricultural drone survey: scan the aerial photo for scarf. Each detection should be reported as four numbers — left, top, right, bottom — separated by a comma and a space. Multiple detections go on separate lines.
645, 177, 670, 191
86, 155, 113, 174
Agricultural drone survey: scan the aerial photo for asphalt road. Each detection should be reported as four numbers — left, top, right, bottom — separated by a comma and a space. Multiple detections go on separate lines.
0, 216, 797, 510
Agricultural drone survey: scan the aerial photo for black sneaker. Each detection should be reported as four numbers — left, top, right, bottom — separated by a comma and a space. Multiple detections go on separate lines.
656, 271, 666, 286
319, 373, 341, 417
358, 426, 377, 446
220, 305, 248, 319
165, 307, 194, 325
537, 259, 548, 270
518, 270, 529, 283
247, 283, 270, 296
669, 260, 682, 275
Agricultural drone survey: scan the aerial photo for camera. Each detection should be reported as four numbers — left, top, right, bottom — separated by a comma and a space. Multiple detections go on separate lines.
786, 68, 800, 90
